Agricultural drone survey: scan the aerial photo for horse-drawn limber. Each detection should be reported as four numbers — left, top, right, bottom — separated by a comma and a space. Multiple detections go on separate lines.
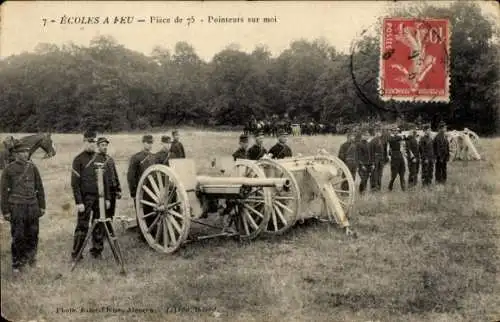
126, 151, 356, 253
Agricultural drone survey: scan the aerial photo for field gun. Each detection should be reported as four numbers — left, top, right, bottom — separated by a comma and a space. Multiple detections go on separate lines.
131, 159, 295, 253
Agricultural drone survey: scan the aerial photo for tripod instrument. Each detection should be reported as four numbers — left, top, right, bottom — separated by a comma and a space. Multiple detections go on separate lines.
70, 162, 126, 275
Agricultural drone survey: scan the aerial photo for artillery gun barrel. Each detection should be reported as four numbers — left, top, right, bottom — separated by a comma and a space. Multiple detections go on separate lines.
196, 176, 290, 190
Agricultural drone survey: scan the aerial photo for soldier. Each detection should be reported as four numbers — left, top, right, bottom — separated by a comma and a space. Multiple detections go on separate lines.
268, 130, 292, 159
127, 134, 156, 205
387, 127, 406, 191
338, 132, 358, 191
419, 125, 435, 186
434, 121, 450, 184
232, 134, 249, 161
169, 130, 186, 159
369, 126, 387, 192
1, 141, 46, 275
155, 135, 172, 166
406, 127, 420, 188
247, 131, 267, 160
70, 131, 111, 262
96, 137, 121, 228
356, 131, 373, 194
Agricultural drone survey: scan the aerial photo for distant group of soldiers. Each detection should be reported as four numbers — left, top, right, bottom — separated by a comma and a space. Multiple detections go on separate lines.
232, 130, 293, 161
338, 121, 450, 194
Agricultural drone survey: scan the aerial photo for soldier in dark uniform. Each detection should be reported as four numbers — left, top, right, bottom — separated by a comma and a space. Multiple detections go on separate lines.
247, 131, 267, 160
419, 125, 435, 186
169, 130, 185, 159
369, 127, 387, 192
268, 130, 292, 159
433, 122, 450, 184
155, 135, 172, 166
1, 141, 46, 274
338, 132, 358, 191
232, 134, 249, 161
70, 131, 111, 262
387, 127, 406, 191
127, 135, 156, 204
406, 128, 420, 188
356, 131, 373, 194
96, 137, 121, 233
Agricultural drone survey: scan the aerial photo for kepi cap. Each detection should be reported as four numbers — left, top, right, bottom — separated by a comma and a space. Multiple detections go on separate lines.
142, 134, 153, 143
239, 134, 248, 143
12, 141, 30, 153
84, 130, 97, 141
161, 135, 172, 143
96, 137, 109, 145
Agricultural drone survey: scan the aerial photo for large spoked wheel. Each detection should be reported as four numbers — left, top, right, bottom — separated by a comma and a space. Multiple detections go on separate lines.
135, 165, 191, 253
313, 155, 356, 219
256, 158, 301, 235
230, 160, 271, 240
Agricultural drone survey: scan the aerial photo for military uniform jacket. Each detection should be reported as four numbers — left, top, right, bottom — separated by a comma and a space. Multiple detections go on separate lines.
356, 140, 373, 167
155, 149, 170, 166
433, 132, 450, 161
388, 135, 404, 158
268, 143, 292, 159
71, 151, 111, 205
406, 136, 420, 162
98, 153, 121, 194
127, 150, 155, 197
369, 136, 387, 162
338, 141, 357, 164
170, 141, 185, 159
247, 144, 267, 160
1, 159, 46, 214
232, 147, 247, 161
419, 136, 435, 161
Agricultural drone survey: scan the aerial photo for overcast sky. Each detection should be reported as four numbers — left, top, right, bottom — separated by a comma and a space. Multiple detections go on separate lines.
1, 1, 498, 61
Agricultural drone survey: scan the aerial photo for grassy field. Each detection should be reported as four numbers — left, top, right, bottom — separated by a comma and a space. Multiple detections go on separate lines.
1, 130, 499, 322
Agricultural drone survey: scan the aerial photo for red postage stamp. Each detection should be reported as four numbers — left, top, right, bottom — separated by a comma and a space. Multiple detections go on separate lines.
379, 18, 450, 102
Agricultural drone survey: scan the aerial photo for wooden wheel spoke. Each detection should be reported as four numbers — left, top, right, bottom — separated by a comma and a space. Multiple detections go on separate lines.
156, 172, 165, 195
242, 203, 264, 218
142, 211, 157, 219
274, 195, 295, 201
147, 214, 162, 232
142, 185, 160, 203
166, 201, 181, 210
168, 209, 184, 220
147, 175, 161, 197
274, 200, 292, 213
244, 209, 260, 230
165, 217, 177, 245
330, 177, 347, 186
273, 204, 287, 226
162, 218, 170, 247
271, 206, 279, 231
166, 186, 177, 205
167, 215, 182, 234
140, 199, 158, 208
155, 218, 163, 242
242, 210, 251, 235
334, 189, 351, 195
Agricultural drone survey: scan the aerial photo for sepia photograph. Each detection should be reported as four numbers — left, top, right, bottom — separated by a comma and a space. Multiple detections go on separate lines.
0, 1, 499, 321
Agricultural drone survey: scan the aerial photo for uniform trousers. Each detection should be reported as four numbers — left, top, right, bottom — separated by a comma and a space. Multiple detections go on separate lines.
388, 155, 406, 191
370, 159, 385, 191
421, 160, 434, 186
435, 159, 448, 184
407, 159, 420, 188
10, 203, 40, 269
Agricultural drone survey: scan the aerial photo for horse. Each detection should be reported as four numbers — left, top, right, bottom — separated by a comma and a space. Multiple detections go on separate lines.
0, 133, 56, 169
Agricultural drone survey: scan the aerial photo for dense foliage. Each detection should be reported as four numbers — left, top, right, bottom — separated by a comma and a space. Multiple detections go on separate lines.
0, 2, 498, 134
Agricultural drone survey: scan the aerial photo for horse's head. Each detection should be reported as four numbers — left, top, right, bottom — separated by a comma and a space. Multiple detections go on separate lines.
38, 133, 57, 159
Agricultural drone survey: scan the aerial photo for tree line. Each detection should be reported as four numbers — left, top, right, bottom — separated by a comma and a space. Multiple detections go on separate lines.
0, 2, 498, 135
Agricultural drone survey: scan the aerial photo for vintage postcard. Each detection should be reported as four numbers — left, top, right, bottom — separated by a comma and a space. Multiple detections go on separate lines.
0, 1, 498, 322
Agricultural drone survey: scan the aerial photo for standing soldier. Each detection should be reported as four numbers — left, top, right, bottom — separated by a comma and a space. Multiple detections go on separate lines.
169, 130, 186, 159
70, 131, 111, 262
433, 121, 450, 184
387, 127, 406, 191
127, 134, 156, 207
268, 130, 292, 159
247, 131, 267, 160
406, 127, 420, 188
96, 137, 121, 231
1, 141, 46, 275
338, 132, 358, 191
155, 135, 172, 166
232, 134, 249, 161
369, 126, 387, 192
419, 125, 435, 186
356, 131, 373, 194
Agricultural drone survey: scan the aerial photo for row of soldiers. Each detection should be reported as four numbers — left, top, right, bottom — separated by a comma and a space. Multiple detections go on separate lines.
233, 130, 293, 161
338, 122, 450, 194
